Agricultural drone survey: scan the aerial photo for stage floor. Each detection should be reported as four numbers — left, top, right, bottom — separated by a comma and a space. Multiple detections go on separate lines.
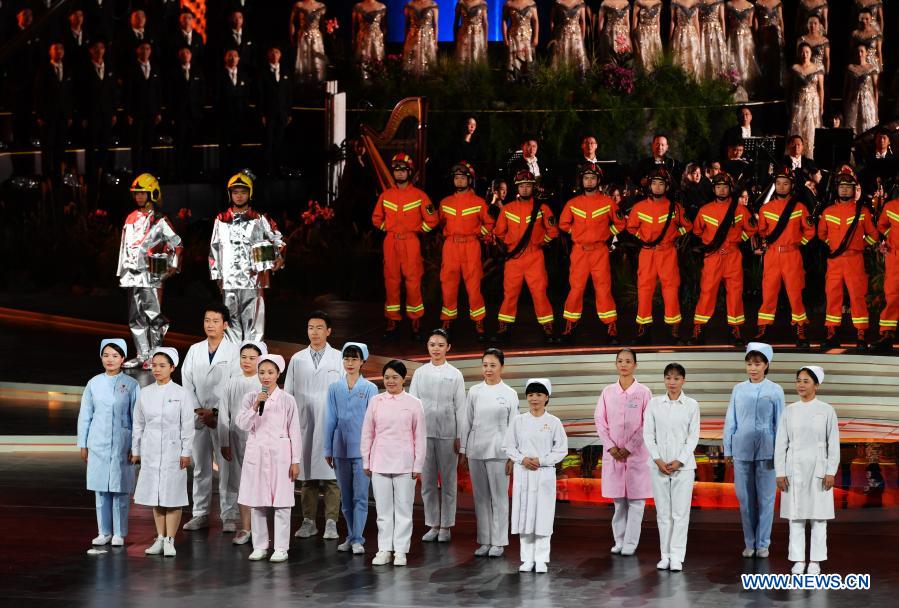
1, 452, 897, 607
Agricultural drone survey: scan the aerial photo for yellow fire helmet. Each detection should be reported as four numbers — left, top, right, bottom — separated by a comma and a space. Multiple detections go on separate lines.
227, 172, 254, 200
130, 173, 161, 203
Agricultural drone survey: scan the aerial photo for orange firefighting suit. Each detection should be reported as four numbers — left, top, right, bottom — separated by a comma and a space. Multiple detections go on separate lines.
877, 198, 899, 334
437, 191, 494, 321
371, 184, 439, 320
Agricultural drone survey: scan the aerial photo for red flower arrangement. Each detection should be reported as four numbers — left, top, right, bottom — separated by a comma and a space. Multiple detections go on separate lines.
300, 200, 335, 225
325, 18, 339, 35
177, 208, 192, 220
598, 64, 636, 95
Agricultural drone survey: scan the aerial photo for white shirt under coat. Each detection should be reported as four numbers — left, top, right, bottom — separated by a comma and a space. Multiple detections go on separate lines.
460, 381, 519, 460
409, 361, 467, 440
643, 392, 701, 470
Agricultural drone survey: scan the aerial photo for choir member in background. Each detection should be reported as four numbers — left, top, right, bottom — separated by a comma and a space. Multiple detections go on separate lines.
670, 0, 701, 79
726, 0, 759, 95
788, 43, 824, 158
455, 0, 489, 66
291, 0, 328, 82
698, 0, 727, 82
754, 0, 785, 94
632, 0, 663, 71
850, 10, 882, 75
353, 1, 387, 81
503, 0, 539, 80
797, 15, 829, 76
843, 43, 878, 137
403, 0, 439, 76
796, 0, 828, 35
597, 0, 630, 67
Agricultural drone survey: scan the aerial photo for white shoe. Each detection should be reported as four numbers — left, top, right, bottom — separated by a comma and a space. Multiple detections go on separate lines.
248, 549, 268, 561
92, 534, 112, 546
294, 518, 317, 538
111, 535, 124, 546
182, 515, 208, 531
393, 552, 407, 566
620, 544, 636, 556
233, 530, 251, 545
535, 562, 548, 573
422, 527, 439, 542
487, 546, 504, 557
222, 521, 237, 533
337, 540, 352, 552
323, 519, 339, 540
162, 537, 176, 557
742, 548, 756, 558
269, 550, 289, 563
791, 562, 806, 575
519, 561, 535, 572
657, 557, 670, 570
807, 562, 821, 575
352, 543, 365, 555
372, 551, 392, 566
610, 544, 623, 554
437, 529, 452, 542
474, 544, 490, 557
144, 536, 164, 555
669, 559, 683, 572
756, 547, 770, 558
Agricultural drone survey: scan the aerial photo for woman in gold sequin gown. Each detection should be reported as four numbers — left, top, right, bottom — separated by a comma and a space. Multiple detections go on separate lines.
632, 0, 663, 71
503, 0, 539, 79
796, 14, 829, 75
455, 0, 489, 66
353, 1, 387, 80
851, 10, 883, 75
671, 1, 701, 79
726, 0, 759, 94
551, 1, 589, 74
755, 0, 785, 92
291, 0, 328, 82
403, 0, 439, 76
789, 43, 824, 157
843, 44, 879, 136
597, 0, 631, 66
699, 0, 728, 81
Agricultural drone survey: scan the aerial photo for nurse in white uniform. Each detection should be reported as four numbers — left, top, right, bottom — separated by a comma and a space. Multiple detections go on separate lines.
504, 378, 568, 574
775, 366, 840, 575
131, 348, 196, 557
460, 347, 518, 557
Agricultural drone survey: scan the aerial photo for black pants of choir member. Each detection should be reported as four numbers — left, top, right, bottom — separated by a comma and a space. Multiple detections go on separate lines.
262, 117, 286, 175
219, 130, 244, 176
130, 118, 156, 173
173, 119, 197, 180
85, 117, 114, 187
39, 116, 67, 180
10, 86, 31, 149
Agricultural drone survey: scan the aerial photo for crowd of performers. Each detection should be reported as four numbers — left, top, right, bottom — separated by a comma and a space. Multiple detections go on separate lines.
79, 327, 840, 576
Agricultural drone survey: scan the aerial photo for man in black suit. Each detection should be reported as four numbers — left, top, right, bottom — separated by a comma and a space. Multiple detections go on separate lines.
166, 10, 205, 72
124, 42, 163, 173
633, 134, 682, 189
169, 46, 206, 180
34, 43, 74, 182
79, 40, 118, 188
220, 9, 256, 73
116, 10, 157, 72
215, 48, 251, 175
83, 0, 116, 43
860, 126, 897, 195
782, 134, 822, 186
8, 8, 41, 152
62, 8, 91, 71
257, 46, 292, 175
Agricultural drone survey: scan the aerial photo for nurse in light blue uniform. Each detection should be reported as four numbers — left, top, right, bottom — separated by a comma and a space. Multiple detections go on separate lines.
324, 342, 379, 553
723, 342, 785, 558
77, 338, 141, 546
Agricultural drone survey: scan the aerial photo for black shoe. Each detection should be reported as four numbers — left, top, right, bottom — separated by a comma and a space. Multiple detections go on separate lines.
730, 326, 745, 347
383, 321, 400, 341
475, 320, 488, 343
822, 328, 839, 350
606, 322, 620, 346
491, 322, 511, 344
411, 320, 424, 342
795, 324, 810, 349
670, 324, 684, 346
686, 324, 705, 346
856, 330, 868, 351
636, 326, 652, 345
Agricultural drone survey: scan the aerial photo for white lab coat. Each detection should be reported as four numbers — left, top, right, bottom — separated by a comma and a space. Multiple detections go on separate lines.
642, 393, 701, 470
284, 344, 344, 481
219, 373, 262, 450
132, 381, 196, 507
181, 339, 242, 415
774, 399, 840, 520
409, 361, 467, 439
460, 381, 519, 460
504, 412, 568, 536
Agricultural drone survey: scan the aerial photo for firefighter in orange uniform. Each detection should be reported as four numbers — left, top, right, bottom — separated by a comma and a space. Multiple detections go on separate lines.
626, 167, 692, 345
755, 166, 816, 348
371, 152, 439, 340
437, 161, 495, 341
558, 162, 624, 344
493, 170, 559, 344
818, 169, 878, 350
689, 172, 757, 346
876, 191, 899, 352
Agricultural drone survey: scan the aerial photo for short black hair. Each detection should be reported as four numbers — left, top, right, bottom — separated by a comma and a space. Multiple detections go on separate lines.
616, 348, 637, 363
204, 301, 231, 324
483, 347, 505, 366
152, 351, 175, 366
744, 351, 770, 374
240, 343, 263, 356
652, 133, 668, 142
797, 367, 820, 385
664, 363, 686, 378
307, 310, 331, 328
525, 382, 550, 396
382, 359, 407, 378
342, 344, 364, 360
101, 343, 126, 358
427, 328, 450, 343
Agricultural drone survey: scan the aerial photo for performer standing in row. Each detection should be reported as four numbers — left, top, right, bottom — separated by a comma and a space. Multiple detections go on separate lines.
455, 0, 489, 66
875, 192, 899, 351
505, 378, 568, 574
689, 172, 756, 346
633, 0, 663, 71
755, 167, 815, 348
493, 170, 558, 344
558, 163, 624, 345
209, 172, 286, 343
410, 329, 467, 543
437, 162, 494, 340
118, 173, 182, 369
403, 0, 439, 76
503, 0, 539, 80
353, 1, 387, 81
372, 153, 439, 341
627, 168, 692, 345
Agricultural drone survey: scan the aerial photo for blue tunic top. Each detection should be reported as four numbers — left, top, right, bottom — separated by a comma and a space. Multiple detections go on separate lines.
323, 376, 379, 459
724, 378, 785, 461
77, 372, 141, 492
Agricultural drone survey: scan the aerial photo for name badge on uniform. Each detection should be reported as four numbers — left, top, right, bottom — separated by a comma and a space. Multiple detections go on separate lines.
627, 399, 639, 409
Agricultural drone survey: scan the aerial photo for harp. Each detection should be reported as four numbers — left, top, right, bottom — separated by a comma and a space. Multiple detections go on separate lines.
360, 97, 429, 191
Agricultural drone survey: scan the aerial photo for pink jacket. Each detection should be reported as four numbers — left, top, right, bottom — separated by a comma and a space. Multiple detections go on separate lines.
236, 387, 302, 507
360, 391, 427, 474
594, 380, 653, 499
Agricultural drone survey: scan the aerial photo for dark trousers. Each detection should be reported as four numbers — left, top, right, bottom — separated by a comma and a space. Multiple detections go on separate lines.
39, 115, 67, 180
130, 117, 156, 173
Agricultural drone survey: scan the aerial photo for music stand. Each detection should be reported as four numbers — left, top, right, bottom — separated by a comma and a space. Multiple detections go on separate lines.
814, 128, 854, 171
743, 136, 781, 183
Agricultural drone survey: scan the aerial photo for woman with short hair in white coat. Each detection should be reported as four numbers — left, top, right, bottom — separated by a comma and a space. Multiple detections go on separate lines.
505, 378, 568, 574
643, 363, 700, 572
775, 366, 840, 575
219, 341, 266, 545
460, 347, 517, 557
131, 348, 196, 557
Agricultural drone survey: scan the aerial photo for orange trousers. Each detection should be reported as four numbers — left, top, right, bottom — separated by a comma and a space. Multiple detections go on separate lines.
825, 252, 869, 329
694, 249, 745, 326
758, 248, 807, 326
498, 248, 554, 326
382, 233, 424, 320
636, 246, 681, 325
562, 245, 617, 324
880, 251, 899, 333
440, 238, 486, 320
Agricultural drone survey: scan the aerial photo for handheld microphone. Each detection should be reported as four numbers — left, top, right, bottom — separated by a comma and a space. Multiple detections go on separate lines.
258, 385, 269, 415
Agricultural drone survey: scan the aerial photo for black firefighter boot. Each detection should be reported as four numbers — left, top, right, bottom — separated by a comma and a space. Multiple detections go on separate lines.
687, 323, 705, 346
491, 321, 512, 344
606, 321, 620, 346
541, 322, 556, 345
856, 328, 869, 351
559, 320, 578, 345
670, 323, 683, 346
636, 323, 652, 345
822, 326, 840, 350
753, 325, 768, 341
411, 318, 424, 342
475, 319, 488, 343
383, 319, 400, 340
795, 323, 810, 349
730, 325, 745, 347
874, 330, 895, 353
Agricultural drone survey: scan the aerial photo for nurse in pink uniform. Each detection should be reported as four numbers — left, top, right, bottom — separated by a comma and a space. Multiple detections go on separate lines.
594, 348, 653, 555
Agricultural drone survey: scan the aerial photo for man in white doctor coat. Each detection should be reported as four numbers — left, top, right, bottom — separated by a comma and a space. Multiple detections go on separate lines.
285, 310, 345, 539
181, 303, 241, 531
